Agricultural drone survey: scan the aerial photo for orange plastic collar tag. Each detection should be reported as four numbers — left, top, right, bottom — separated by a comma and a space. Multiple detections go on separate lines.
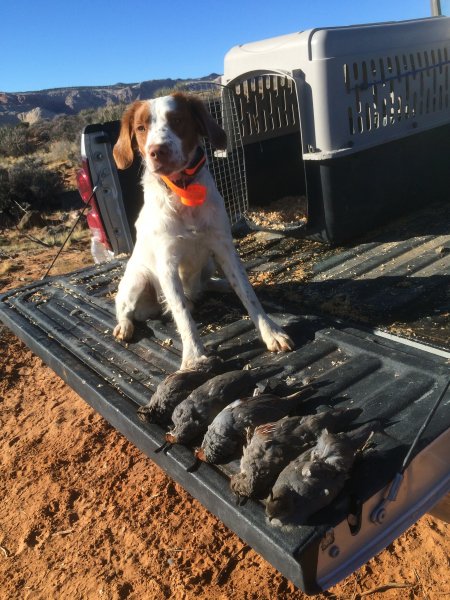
161, 176, 207, 207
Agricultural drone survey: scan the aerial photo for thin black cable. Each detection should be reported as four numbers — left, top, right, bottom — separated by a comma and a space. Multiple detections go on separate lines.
41, 185, 98, 280
401, 377, 450, 473
371, 377, 449, 522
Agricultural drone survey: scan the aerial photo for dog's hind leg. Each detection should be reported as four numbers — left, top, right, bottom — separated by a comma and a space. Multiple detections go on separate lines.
134, 281, 161, 321
200, 256, 233, 293
179, 255, 215, 308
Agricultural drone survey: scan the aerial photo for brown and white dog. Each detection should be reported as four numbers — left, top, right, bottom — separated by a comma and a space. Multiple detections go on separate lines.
112, 92, 293, 369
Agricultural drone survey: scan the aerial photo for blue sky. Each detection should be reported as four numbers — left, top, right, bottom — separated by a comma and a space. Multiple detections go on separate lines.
0, 0, 439, 93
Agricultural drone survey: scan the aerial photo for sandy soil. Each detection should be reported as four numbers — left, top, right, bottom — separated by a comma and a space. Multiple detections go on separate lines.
1, 234, 449, 600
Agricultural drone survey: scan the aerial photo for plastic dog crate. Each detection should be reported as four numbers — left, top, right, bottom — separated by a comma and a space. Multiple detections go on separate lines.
223, 17, 450, 243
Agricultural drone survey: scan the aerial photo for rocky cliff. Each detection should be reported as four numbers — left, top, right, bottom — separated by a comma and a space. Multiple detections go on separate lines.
0, 75, 220, 125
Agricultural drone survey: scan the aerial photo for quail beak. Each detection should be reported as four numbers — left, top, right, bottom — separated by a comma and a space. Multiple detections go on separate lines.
154, 440, 172, 453
234, 494, 248, 507
186, 457, 201, 473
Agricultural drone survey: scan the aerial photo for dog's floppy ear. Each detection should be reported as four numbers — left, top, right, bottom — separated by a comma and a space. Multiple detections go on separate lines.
185, 94, 227, 150
113, 101, 144, 170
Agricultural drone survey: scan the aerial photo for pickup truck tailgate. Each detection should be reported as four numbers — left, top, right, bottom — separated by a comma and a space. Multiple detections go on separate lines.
1, 252, 449, 594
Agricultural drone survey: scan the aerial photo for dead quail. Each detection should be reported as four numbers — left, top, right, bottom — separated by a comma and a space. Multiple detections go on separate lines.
166, 369, 269, 445
265, 423, 375, 524
195, 386, 313, 464
137, 356, 223, 425
230, 407, 361, 500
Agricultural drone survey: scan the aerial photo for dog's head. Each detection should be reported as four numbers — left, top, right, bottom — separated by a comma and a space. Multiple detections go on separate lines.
113, 92, 227, 176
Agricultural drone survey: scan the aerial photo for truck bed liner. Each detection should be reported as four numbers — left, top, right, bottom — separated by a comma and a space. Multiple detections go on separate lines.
1, 253, 449, 593
238, 200, 450, 352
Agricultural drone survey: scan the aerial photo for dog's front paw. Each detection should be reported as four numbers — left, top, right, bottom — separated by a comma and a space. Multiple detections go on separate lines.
261, 322, 294, 353
113, 320, 134, 341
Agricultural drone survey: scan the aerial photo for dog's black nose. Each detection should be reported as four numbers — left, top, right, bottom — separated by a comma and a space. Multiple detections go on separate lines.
148, 143, 170, 160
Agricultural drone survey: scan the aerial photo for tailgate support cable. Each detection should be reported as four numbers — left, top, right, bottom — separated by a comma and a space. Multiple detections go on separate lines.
41, 184, 99, 280
370, 378, 450, 524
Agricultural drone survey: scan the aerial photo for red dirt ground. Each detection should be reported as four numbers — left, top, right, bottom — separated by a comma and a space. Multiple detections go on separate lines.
0, 237, 449, 600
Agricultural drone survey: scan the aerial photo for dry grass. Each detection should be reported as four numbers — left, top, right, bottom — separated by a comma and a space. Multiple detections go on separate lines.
40, 224, 88, 248
0, 154, 25, 168
0, 216, 93, 291
0, 219, 90, 254
46, 139, 79, 164
0, 260, 22, 276
1, 147, 79, 191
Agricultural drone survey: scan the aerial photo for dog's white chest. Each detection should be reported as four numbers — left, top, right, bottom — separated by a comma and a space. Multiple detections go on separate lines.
175, 209, 211, 240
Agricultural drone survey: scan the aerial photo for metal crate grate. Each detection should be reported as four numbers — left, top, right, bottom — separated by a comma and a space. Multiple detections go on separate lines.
180, 81, 248, 225
233, 73, 300, 142
345, 45, 450, 135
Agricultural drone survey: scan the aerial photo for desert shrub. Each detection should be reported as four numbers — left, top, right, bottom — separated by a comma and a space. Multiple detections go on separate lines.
27, 120, 52, 150
0, 158, 65, 214
45, 114, 83, 143
153, 83, 187, 98
47, 139, 80, 165
0, 101, 135, 165
95, 103, 127, 122
0, 124, 35, 157
0, 168, 11, 211
78, 103, 126, 124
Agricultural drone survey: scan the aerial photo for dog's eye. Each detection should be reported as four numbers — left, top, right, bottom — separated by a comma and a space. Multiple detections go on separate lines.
136, 125, 146, 132
172, 117, 182, 125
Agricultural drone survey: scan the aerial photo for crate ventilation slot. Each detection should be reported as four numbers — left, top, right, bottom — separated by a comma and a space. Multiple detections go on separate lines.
233, 74, 300, 142
345, 46, 450, 135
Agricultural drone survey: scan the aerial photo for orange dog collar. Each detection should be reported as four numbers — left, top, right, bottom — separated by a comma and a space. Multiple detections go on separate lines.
161, 176, 207, 206
183, 152, 206, 176
160, 147, 207, 206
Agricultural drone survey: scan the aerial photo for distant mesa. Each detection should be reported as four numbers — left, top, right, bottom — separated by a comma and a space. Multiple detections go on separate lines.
0, 74, 220, 126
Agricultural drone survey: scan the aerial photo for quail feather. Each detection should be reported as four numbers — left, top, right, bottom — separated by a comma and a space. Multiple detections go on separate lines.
265, 423, 375, 524
137, 356, 223, 425
166, 368, 276, 445
230, 407, 361, 500
195, 386, 313, 464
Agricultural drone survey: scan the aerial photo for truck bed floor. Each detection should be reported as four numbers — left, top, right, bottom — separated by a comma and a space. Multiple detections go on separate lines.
0, 200, 449, 593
